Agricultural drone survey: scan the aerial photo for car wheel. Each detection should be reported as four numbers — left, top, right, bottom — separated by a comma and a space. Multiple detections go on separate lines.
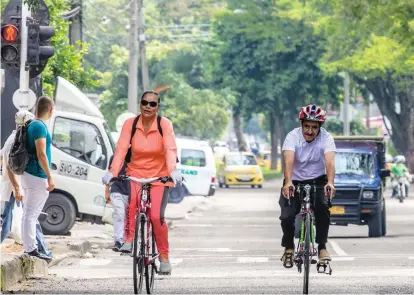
40, 193, 76, 235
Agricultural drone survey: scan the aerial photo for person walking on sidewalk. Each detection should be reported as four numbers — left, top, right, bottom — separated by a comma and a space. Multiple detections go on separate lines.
105, 156, 129, 252
102, 90, 183, 275
21, 97, 55, 260
0, 110, 52, 260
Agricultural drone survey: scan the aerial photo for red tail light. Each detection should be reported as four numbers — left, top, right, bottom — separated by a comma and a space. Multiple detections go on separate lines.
211, 177, 215, 183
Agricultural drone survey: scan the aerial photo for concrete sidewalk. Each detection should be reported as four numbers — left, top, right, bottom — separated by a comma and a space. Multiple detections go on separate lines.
0, 195, 214, 291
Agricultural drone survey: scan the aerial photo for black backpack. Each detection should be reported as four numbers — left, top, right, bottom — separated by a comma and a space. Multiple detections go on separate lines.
8, 119, 33, 175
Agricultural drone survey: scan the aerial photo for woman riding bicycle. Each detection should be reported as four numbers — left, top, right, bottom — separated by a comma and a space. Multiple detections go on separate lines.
102, 90, 183, 275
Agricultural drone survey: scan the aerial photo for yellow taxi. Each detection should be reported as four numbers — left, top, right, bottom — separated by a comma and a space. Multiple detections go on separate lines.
257, 151, 281, 171
218, 151, 264, 188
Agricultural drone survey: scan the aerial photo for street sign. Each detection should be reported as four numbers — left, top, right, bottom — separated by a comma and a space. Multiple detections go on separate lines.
12, 88, 37, 110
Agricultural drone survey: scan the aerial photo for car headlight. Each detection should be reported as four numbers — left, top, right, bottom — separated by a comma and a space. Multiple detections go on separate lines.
362, 191, 374, 199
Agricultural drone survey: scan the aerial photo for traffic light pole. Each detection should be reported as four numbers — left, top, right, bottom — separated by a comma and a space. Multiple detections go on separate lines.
19, 2, 30, 92
127, 0, 138, 114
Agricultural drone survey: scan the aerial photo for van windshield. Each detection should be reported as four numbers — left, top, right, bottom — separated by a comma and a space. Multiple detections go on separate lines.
103, 122, 116, 153
335, 152, 375, 177
226, 154, 257, 166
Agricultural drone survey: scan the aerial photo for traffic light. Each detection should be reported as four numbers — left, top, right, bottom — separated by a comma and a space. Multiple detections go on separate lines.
27, 23, 55, 66
27, 23, 39, 65
38, 25, 55, 61
28, 24, 55, 78
1, 24, 20, 64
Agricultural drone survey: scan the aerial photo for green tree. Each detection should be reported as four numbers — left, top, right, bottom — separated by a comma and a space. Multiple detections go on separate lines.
297, 0, 414, 171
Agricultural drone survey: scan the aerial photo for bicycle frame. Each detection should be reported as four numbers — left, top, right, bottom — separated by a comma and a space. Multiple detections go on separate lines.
294, 184, 317, 269
137, 183, 159, 267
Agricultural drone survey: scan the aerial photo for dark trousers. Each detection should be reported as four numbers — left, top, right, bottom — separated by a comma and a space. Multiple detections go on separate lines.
279, 174, 330, 249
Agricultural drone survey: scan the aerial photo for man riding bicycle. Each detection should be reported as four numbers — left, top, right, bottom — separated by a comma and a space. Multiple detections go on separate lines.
102, 91, 182, 275
280, 104, 336, 268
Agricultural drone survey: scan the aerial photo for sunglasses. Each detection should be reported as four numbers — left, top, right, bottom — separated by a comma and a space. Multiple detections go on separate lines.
141, 100, 158, 108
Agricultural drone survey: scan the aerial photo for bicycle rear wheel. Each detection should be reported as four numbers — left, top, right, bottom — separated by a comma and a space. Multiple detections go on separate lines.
303, 213, 311, 294
145, 222, 156, 294
133, 216, 145, 294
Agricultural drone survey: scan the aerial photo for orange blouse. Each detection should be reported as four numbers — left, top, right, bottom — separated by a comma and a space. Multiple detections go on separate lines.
109, 116, 177, 186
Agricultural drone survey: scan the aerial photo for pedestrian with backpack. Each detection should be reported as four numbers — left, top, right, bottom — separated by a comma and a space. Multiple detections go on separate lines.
19, 96, 55, 259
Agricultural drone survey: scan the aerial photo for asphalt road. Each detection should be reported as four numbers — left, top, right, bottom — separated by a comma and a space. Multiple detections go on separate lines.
8, 180, 414, 294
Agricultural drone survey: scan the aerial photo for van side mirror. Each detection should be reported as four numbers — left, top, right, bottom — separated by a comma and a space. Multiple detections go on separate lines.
380, 169, 391, 178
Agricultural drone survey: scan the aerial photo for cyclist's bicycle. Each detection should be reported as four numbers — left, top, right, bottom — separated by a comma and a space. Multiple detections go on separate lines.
288, 184, 333, 294
109, 175, 173, 294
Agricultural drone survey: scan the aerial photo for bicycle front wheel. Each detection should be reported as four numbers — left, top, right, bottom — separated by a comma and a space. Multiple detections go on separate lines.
133, 216, 145, 294
303, 213, 311, 294
145, 222, 156, 294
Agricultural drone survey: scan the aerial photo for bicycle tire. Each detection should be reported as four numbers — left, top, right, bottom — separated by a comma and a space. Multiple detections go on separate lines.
133, 216, 145, 294
145, 222, 156, 294
303, 213, 311, 294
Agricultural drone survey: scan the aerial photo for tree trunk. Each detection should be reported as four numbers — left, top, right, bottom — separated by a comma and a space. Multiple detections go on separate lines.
280, 121, 286, 173
270, 112, 280, 170
233, 110, 248, 152
358, 75, 414, 172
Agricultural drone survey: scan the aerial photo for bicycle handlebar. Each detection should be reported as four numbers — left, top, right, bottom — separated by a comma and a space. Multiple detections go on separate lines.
287, 184, 332, 208
109, 175, 174, 185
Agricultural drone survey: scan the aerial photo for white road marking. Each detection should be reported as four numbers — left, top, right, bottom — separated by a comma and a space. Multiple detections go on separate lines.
174, 248, 247, 252
170, 258, 183, 266
332, 257, 354, 261
79, 258, 111, 266
409, 257, 414, 260
173, 224, 213, 227
237, 257, 269, 263
329, 240, 348, 256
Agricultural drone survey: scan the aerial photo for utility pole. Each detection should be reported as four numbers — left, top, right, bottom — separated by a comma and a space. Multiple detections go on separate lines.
343, 72, 350, 136
127, 0, 138, 114
69, 0, 82, 47
137, 0, 149, 91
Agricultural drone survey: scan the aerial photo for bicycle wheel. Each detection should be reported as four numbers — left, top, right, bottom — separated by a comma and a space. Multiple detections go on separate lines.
303, 213, 311, 294
145, 222, 156, 294
133, 216, 145, 294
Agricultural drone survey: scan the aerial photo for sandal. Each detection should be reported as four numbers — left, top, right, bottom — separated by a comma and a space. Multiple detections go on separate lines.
281, 250, 294, 268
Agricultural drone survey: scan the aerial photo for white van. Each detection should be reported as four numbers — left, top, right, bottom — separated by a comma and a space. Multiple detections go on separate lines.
173, 137, 216, 200
40, 77, 115, 235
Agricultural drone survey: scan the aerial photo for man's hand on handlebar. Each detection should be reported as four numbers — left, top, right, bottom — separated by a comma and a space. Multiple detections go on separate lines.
324, 183, 335, 198
282, 182, 295, 200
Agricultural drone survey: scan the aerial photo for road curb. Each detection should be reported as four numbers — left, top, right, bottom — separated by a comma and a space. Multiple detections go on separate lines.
0, 240, 93, 292
0, 254, 48, 292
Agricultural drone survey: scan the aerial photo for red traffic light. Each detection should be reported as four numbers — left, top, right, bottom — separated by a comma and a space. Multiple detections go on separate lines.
1, 24, 19, 42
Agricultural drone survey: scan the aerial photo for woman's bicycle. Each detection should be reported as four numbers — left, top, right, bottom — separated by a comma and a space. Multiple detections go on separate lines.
288, 184, 333, 294
109, 175, 173, 294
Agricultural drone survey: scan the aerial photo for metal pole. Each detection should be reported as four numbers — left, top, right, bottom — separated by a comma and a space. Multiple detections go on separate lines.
138, 0, 149, 90
343, 72, 350, 136
19, 2, 30, 92
127, 0, 138, 114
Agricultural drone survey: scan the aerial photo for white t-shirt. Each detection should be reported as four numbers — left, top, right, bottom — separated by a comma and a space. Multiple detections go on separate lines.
1, 131, 18, 202
282, 127, 336, 181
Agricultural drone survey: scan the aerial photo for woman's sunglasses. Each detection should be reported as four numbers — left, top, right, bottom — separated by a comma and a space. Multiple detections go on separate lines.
141, 100, 158, 108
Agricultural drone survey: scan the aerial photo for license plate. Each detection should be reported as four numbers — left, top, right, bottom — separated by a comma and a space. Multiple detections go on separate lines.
330, 206, 345, 215
58, 161, 89, 180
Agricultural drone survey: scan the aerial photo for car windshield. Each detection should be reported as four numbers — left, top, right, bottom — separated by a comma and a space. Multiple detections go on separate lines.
226, 154, 257, 166
335, 152, 375, 177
